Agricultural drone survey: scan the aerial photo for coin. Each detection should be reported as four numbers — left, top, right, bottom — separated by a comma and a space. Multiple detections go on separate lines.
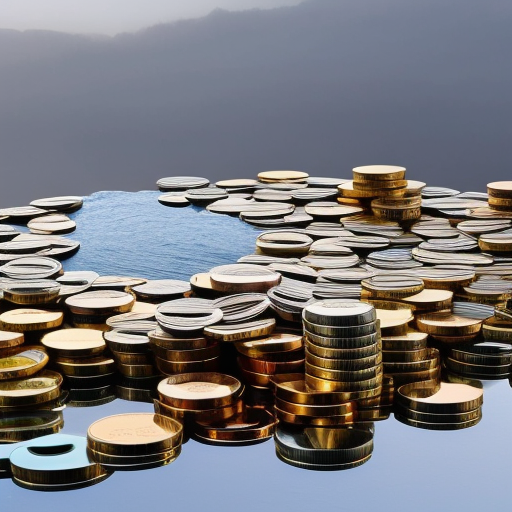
0, 370, 62, 407
157, 372, 243, 410
41, 328, 106, 357
157, 176, 210, 191
204, 318, 276, 342
256, 231, 313, 256
27, 214, 76, 235
303, 300, 376, 327
29, 196, 83, 212
209, 264, 281, 293
0, 410, 64, 442
0, 308, 63, 332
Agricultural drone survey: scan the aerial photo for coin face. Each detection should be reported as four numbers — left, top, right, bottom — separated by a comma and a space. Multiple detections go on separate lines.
41, 328, 106, 356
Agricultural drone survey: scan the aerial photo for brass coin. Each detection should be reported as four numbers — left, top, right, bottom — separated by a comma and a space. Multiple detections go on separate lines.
155, 356, 219, 375
0, 330, 24, 349
0, 370, 62, 407
235, 332, 303, 357
304, 330, 379, 349
381, 331, 428, 351
41, 328, 106, 357
157, 372, 243, 410
258, 170, 309, 182
416, 312, 482, 336
0, 347, 49, 380
353, 165, 406, 182
54, 356, 115, 377
396, 380, 483, 414
87, 413, 183, 455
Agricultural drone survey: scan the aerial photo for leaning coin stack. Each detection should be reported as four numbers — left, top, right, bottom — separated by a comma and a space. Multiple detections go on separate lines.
338, 165, 406, 204
394, 380, 484, 430
65, 290, 135, 330
155, 372, 244, 433
235, 331, 305, 389
87, 413, 183, 470
487, 181, 512, 212
42, 328, 116, 395
149, 327, 221, 375
103, 329, 160, 379
274, 425, 374, 470
303, 301, 383, 402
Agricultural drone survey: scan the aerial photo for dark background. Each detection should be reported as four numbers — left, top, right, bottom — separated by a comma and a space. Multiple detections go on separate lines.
1, 0, 511, 207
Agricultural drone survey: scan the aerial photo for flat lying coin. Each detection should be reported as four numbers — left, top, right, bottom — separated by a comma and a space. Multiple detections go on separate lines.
157, 176, 209, 191
210, 264, 281, 293
41, 328, 106, 357
303, 300, 376, 326
0, 347, 49, 380
30, 196, 83, 212
0, 256, 62, 279
0, 309, 63, 332
65, 290, 135, 315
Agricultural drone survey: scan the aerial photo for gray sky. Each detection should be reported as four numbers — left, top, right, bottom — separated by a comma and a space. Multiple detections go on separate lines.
0, 0, 303, 35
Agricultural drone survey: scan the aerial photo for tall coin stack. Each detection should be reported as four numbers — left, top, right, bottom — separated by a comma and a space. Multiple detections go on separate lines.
302, 301, 383, 406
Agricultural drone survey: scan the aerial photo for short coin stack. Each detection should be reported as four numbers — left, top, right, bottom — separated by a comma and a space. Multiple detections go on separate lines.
487, 181, 512, 212
87, 413, 183, 470
395, 380, 483, 430
303, 301, 383, 401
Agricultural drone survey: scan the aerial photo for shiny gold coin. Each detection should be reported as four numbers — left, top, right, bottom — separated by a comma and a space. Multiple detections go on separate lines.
0, 370, 62, 407
386, 366, 441, 387
116, 362, 158, 378
41, 328, 106, 357
305, 361, 383, 382
375, 308, 413, 335
0, 347, 49, 380
151, 342, 220, 362
416, 312, 483, 337
487, 181, 512, 198
381, 331, 428, 351
306, 349, 382, 371
0, 308, 63, 332
383, 348, 440, 372
306, 339, 381, 360
305, 372, 383, 394
87, 445, 180, 468
235, 333, 303, 357
353, 165, 406, 182
154, 398, 242, 423
0, 330, 24, 349
275, 397, 354, 417
193, 407, 277, 444
397, 380, 483, 414
237, 355, 304, 375
400, 289, 453, 310
157, 372, 243, 410
54, 356, 115, 377
87, 413, 183, 456
275, 407, 355, 427
148, 328, 209, 351
354, 179, 408, 190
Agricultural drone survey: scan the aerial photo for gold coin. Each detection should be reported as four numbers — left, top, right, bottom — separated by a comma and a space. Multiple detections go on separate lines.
157, 372, 243, 410
235, 333, 303, 357
0, 370, 62, 407
416, 312, 482, 336
0, 308, 63, 332
41, 328, 106, 357
0, 330, 24, 349
353, 165, 406, 181
400, 289, 453, 310
0, 347, 49, 380
203, 318, 276, 342
87, 413, 183, 456
258, 170, 309, 182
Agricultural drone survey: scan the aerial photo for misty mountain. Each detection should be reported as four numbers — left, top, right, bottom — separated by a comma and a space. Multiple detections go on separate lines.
0, 0, 511, 206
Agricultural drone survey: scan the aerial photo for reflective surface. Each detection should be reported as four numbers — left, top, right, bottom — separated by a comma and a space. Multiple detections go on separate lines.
1, 191, 512, 511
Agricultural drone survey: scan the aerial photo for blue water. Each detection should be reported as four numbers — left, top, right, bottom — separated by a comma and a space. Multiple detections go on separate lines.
65, 190, 259, 279
2, 191, 512, 512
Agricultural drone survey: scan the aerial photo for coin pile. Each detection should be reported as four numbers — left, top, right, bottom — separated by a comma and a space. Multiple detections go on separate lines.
394, 380, 483, 430
87, 413, 183, 470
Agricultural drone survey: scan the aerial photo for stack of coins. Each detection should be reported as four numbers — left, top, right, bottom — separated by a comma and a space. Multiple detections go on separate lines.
0, 370, 65, 441
156, 372, 244, 434
302, 301, 383, 401
274, 425, 374, 470
235, 332, 305, 389
0, 308, 64, 343
65, 290, 135, 330
445, 341, 512, 380
150, 327, 221, 375
487, 181, 512, 211
103, 329, 159, 379
394, 380, 483, 430
10, 433, 110, 490
87, 413, 183, 470
338, 165, 406, 202
41, 328, 116, 400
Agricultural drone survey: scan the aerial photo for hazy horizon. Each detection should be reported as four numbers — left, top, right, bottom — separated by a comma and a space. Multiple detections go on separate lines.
0, 0, 303, 35
0, 0, 510, 207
